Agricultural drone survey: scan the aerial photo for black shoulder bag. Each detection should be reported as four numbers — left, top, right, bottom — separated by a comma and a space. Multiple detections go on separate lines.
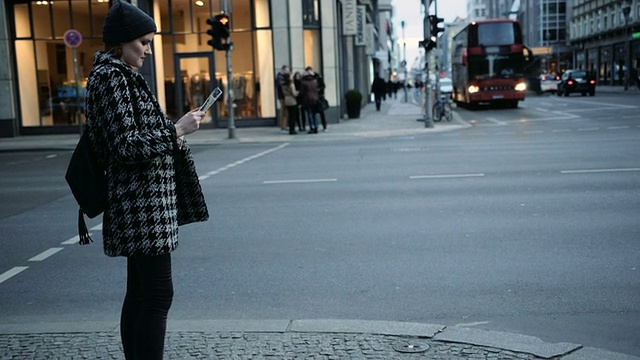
65, 131, 107, 245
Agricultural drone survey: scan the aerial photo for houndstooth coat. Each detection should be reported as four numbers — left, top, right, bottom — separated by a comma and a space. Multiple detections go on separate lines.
85, 51, 208, 257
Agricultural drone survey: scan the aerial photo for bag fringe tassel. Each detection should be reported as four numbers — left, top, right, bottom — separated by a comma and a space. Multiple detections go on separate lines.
78, 208, 93, 245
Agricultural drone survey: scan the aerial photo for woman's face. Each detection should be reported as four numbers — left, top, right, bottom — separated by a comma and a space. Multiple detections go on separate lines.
121, 32, 154, 70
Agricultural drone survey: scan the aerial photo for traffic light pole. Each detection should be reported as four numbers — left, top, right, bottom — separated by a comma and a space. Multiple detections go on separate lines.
225, 43, 235, 139
422, 9, 433, 128
219, 1, 235, 139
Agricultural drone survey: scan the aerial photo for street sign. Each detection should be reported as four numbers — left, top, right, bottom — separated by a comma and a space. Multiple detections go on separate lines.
63, 29, 83, 49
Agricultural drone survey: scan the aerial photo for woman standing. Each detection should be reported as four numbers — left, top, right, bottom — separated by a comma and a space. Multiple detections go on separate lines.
281, 73, 299, 134
85, 1, 208, 359
298, 69, 320, 134
293, 71, 305, 131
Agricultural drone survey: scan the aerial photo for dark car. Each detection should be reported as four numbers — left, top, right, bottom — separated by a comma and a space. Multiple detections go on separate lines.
557, 69, 596, 97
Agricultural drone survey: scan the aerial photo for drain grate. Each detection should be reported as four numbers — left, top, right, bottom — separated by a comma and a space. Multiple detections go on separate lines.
392, 341, 430, 353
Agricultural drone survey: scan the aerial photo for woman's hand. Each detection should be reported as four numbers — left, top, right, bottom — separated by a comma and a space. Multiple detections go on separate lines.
175, 108, 205, 137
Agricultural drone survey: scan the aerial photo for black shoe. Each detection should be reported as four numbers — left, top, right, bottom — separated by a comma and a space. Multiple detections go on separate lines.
308, 130, 314, 134
313, 128, 319, 134
289, 131, 297, 135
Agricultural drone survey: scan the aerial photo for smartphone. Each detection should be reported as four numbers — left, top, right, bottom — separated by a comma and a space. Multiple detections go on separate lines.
199, 87, 223, 113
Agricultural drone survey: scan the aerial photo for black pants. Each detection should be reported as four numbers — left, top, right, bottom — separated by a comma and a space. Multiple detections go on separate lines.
374, 94, 383, 111
286, 105, 299, 133
318, 109, 327, 130
121, 253, 173, 360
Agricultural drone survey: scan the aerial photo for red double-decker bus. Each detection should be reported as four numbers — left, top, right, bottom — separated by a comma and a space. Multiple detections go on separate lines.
451, 19, 528, 108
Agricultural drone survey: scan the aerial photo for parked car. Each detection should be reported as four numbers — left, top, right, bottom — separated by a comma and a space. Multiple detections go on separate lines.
539, 73, 560, 93
557, 69, 596, 97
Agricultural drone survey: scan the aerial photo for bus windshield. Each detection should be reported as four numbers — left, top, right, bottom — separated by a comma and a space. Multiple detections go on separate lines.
467, 53, 525, 80
471, 22, 522, 46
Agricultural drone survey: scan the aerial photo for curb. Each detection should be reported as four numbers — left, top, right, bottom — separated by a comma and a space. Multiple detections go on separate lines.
0, 319, 638, 359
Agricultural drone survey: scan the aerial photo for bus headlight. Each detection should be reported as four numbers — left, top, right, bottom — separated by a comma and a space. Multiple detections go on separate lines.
468, 85, 480, 94
515, 82, 527, 91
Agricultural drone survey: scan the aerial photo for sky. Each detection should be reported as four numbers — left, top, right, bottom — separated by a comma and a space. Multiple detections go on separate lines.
392, 0, 467, 66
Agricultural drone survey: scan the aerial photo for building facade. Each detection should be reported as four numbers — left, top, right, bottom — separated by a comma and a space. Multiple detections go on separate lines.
570, 0, 640, 86
0, 0, 382, 138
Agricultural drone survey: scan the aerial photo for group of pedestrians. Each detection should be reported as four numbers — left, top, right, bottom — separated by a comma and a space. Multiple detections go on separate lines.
276, 65, 328, 135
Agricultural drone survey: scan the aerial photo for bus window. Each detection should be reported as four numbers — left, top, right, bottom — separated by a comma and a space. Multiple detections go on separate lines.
468, 54, 525, 80
475, 22, 522, 46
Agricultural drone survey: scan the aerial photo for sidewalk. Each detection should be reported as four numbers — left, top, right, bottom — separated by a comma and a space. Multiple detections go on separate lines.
1, 318, 638, 359
0, 97, 466, 152
1, 99, 639, 359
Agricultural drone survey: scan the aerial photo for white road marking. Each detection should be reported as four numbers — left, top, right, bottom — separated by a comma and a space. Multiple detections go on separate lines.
199, 143, 289, 180
552, 129, 572, 132
61, 236, 81, 245
28, 247, 64, 262
454, 321, 490, 327
577, 127, 600, 131
263, 178, 338, 185
91, 224, 102, 231
410, 173, 485, 179
564, 99, 638, 110
607, 126, 630, 130
0, 267, 29, 284
485, 117, 505, 125
561, 168, 640, 174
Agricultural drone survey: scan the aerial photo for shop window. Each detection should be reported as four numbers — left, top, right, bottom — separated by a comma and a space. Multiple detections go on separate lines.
70, 0, 91, 36
52, 1, 71, 38
302, 0, 320, 27
13, 0, 108, 128
91, 1, 110, 36
14, 4, 31, 38
32, 3, 53, 38
254, 0, 270, 28
231, 0, 252, 30
304, 29, 321, 71
255, 30, 275, 118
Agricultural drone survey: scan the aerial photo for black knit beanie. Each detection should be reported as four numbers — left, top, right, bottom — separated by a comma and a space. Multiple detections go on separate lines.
103, 0, 157, 44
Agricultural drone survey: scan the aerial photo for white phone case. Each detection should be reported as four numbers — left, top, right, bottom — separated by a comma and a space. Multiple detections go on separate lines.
199, 87, 223, 112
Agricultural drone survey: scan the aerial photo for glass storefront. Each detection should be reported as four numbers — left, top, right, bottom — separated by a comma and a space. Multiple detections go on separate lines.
11, 0, 276, 130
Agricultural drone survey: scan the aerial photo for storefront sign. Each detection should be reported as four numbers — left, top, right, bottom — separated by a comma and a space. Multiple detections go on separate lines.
355, 6, 366, 46
342, 0, 357, 36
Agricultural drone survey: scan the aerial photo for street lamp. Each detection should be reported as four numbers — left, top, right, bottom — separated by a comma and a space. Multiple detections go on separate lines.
401, 20, 408, 102
623, 4, 631, 90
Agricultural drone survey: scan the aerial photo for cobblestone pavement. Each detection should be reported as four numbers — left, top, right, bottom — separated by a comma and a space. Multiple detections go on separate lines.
1, 331, 551, 360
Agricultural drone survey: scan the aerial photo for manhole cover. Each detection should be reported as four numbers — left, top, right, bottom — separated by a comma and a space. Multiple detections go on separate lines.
392, 341, 430, 353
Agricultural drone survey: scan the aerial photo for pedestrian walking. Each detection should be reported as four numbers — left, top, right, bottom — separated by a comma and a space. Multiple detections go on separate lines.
371, 75, 387, 111
281, 73, 299, 134
276, 65, 290, 131
85, 1, 208, 359
299, 68, 320, 134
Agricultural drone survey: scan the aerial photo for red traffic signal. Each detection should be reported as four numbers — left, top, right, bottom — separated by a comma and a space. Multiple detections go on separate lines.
206, 13, 231, 51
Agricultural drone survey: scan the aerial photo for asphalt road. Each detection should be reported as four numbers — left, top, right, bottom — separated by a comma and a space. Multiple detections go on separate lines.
0, 93, 638, 357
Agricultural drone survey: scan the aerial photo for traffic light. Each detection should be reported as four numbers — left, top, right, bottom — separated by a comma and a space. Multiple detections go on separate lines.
429, 15, 444, 39
206, 13, 231, 51
420, 14, 443, 52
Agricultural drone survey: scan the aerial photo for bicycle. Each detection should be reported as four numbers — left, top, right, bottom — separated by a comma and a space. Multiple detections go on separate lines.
432, 95, 453, 122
